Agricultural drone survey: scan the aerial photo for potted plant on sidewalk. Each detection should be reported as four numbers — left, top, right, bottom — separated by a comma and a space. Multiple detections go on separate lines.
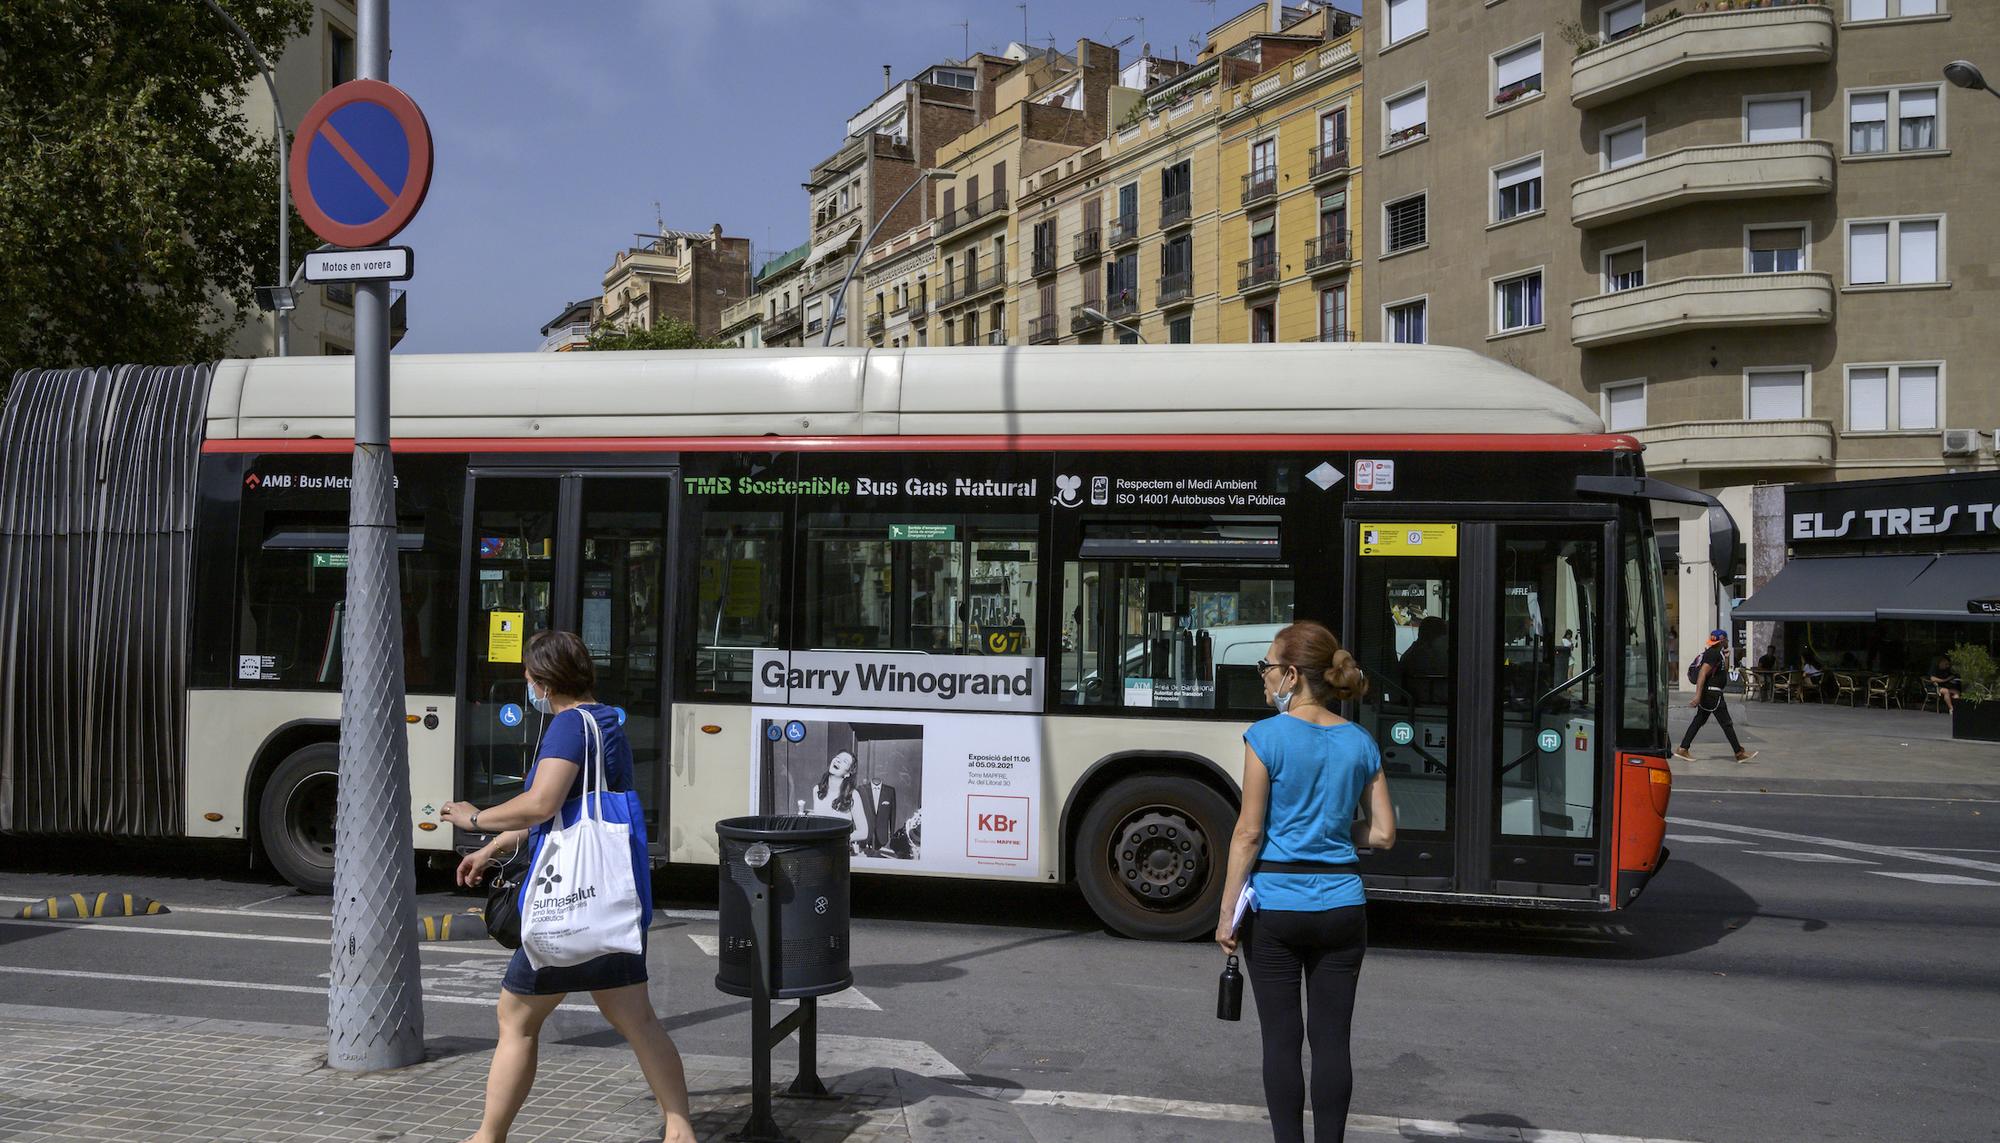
1947, 643, 2000, 743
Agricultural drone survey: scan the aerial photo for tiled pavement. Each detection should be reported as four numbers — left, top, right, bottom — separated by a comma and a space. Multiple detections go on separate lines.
0, 1011, 910, 1142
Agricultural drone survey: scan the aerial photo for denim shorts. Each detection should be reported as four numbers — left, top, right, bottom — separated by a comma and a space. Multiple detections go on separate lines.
501, 934, 649, 997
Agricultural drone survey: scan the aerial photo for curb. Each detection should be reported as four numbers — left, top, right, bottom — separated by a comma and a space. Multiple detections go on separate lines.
15, 892, 169, 919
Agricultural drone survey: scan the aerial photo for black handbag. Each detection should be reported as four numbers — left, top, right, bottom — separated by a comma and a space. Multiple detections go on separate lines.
483, 849, 526, 949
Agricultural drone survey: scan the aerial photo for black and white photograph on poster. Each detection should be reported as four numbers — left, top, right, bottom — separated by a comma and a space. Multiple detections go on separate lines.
758, 715, 925, 859
751, 706, 1042, 878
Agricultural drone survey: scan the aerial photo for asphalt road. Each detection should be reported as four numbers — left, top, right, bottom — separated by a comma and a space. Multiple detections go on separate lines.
3, 785, 1997, 1143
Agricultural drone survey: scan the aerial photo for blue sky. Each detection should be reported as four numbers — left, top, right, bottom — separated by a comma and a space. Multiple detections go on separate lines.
387, 1, 1352, 354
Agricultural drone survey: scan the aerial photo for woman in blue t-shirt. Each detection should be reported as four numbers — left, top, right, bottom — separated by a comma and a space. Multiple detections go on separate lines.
441, 630, 693, 1143
1215, 620, 1396, 1143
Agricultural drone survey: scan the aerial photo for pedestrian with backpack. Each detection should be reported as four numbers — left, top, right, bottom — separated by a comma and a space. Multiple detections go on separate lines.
1675, 629, 1757, 764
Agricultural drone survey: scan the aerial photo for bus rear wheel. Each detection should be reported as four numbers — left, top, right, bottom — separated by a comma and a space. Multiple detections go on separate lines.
259, 743, 339, 894
1074, 775, 1234, 941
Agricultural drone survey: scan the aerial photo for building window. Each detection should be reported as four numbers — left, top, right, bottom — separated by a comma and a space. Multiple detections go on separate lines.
1387, 298, 1426, 344
330, 25, 356, 87
1386, 0, 1426, 45
1746, 95, 1807, 143
1384, 193, 1426, 253
1495, 271, 1544, 333
1848, 86, 1943, 155
1319, 108, 1347, 150
1250, 304, 1276, 344
1847, 364, 1940, 431
1493, 40, 1543, 107
1493, 157, 1542, 222
1603, 380, 1647, 431
1747, 225, 1808, 273
1602, 120, 1646, 169
1746, 368, 1808, 421
1385, 86, 1428, 149
1602, 0, 1645, 40
1318, 285, 1348, 340
1848, 0, 1940, 20
1846, 217, 1941, 286
1169, 316, 1192, 343
1604, 245, 1645, 292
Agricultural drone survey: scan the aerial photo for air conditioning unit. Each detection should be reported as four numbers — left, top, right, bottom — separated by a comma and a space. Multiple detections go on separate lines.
1941, 429, 1979, 457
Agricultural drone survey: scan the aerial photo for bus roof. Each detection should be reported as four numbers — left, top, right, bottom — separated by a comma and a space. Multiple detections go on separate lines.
205, 344, 1607, 445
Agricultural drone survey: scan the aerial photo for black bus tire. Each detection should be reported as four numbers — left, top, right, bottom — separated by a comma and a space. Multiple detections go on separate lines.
1073, 774, 1235, 941
258, 743, 340, 895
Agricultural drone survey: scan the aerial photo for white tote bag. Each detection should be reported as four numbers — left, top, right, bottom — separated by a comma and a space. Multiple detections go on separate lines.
520, 710, 646, 969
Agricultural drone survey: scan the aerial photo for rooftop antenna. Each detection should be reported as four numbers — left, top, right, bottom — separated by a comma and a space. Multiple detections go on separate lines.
1017, 2, 1028, 43
953, 19, 969, 60
653, 200, 664, 240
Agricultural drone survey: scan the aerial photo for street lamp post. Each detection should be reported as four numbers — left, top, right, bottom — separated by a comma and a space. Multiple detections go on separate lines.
203, 0, 291, 356
1082, 306, 1147, 343
1944, 60, 2000, 103
823, 168, 951, 347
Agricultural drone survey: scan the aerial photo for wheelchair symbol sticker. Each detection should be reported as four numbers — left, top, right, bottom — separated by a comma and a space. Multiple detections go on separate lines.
498, 703, 523, 728
1390, 722, 1414, 746
784, 720, 807, 743
1537, 729, 1562, 753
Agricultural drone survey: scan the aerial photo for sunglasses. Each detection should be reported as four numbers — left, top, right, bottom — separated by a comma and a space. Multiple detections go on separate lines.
1257, 659, 1290, 674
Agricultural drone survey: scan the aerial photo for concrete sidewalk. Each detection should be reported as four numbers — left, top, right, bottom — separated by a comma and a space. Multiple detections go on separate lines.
1666, 697, 1996, 796
0, 1005, 1657, 1143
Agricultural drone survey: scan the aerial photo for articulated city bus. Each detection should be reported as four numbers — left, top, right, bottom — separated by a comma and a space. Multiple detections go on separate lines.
0, 345, 1725, 939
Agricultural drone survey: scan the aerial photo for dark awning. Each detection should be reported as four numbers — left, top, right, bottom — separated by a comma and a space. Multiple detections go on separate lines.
1878, 552, 2000, 622
1732, 555, 1933, 622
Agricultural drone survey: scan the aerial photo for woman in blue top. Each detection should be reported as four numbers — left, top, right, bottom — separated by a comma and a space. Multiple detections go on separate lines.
441, 631, 693, 1143
1216, 620, 1396, 1143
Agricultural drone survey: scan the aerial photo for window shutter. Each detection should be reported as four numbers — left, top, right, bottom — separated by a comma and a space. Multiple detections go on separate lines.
1319, 190, 1348, 211
1387, 0, 1426, 42
1606, 384, 1646, 432
1387, 90, 1426, 134
1849, 0, 1887, 19
1849, 369, 1889, 431
1747, 99, 1805, 143
1605, 1, 1644, 37
1496, 158, 1540, 190
1899, 367, 1938, 430
1249, 214, 1275, 238
1495, 43, 1541, 90
1900, 89, 1937, 121
1899, 220, 1938, 283
1749, 371, 1806, 421
1606, 125, 1645, 167
1850, 92, 1888, 125
1848, 223, 1888, 284
1750, 227, 1804, 253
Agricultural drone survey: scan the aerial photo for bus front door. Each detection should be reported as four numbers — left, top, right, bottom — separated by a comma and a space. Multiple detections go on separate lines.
1349, 519, 1611, 904
458, 470, 677, 844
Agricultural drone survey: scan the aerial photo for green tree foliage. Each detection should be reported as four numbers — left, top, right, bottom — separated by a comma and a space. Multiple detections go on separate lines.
0, 0, 312, 391
584, 318, 726, 351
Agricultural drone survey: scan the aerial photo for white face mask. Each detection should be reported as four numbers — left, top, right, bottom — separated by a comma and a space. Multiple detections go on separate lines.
1272, 670, 1294, 713
527, 679, 554, 715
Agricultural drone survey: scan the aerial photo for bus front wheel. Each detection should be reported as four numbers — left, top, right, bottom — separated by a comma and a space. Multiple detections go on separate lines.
1074, 775, 1234, 941
259, 743, 339, 894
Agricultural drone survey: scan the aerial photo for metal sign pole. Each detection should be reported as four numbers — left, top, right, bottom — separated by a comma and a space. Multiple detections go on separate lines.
327, 0, 425, 1072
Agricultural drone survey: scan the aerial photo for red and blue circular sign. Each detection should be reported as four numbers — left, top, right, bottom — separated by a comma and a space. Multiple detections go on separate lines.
288, 79, 434, 248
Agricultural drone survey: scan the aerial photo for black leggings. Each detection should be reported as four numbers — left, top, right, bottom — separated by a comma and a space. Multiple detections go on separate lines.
1244, 905, 1368, 1143
1680, 691, 1744, 753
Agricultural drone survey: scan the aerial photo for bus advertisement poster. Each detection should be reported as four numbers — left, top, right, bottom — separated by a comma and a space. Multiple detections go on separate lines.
753, 650, 1043, 714
750, 706, 1041, 879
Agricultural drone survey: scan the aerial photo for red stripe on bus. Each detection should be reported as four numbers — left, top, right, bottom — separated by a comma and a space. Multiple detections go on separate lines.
201, 433, 1640, 455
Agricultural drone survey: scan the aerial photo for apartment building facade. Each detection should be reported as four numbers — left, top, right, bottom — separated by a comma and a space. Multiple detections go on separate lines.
739, 241, 811, 349
597, 224, 752, 342
1215, 10, 1364, 343
858, 221, 939, 348
1359, 0, 1999, 658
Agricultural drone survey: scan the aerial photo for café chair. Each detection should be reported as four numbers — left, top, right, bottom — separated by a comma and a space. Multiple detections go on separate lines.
1832, 672, 1860, 707
1919, 678, 1943, 713
1866, 674, 1900, 709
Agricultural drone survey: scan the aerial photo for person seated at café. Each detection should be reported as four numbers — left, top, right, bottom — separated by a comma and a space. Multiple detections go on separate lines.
1930, 655, 1963, 713
1801, 647, 1826, 700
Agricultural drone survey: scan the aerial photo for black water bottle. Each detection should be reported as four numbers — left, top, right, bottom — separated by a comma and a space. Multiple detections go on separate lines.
1217, 955, 1243, 1021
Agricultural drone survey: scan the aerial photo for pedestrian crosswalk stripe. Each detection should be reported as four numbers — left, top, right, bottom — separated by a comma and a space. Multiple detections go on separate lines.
1870, 871, 2000, 886
1750, 851, 1876, 864
1663, 834, 1737, 844
1671, 817, 2000, 876
684, 932, 880, 1010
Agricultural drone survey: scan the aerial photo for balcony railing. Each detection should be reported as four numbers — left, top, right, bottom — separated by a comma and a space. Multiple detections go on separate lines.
1161, 191, 1192, 229
938, 266, 1006, 307
985, 330, 1008, 346
1071, 301, 1104, 334
1387, 123, 1427, 148
1028, 314, 1060, 344
1073, 226, 1101, 262
1304, 230, 1352, 273
539, 322, 592, 352
1241, 168, 1277, 207
1299, 329, 1358, 342
1494, 76, 1542, 106
1237, 253, 1280, 293
805, 318, 824, 336
909, 297, 928, 321
937, 189, 1009, 235
866, 312, 885, 334
1309, 138, 1350, 181
1032, 246, 1058, 277
1110, 213, 1140, 248
1106, 287, 1139, 319
1570, 271, 1833, 347
1569, 140, 1835, 229
765, 308, 802, 337
1158, 270, 1192, 306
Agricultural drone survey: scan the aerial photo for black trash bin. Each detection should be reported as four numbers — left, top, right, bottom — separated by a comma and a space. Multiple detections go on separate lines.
715, 815, 852, 999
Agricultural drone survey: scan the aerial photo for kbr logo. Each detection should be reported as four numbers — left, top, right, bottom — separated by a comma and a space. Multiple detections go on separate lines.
966, 794, 1030, 862
977, 812, 1018, 831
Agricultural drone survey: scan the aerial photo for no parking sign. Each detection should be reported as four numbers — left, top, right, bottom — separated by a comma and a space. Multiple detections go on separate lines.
288, 79, 434, 249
